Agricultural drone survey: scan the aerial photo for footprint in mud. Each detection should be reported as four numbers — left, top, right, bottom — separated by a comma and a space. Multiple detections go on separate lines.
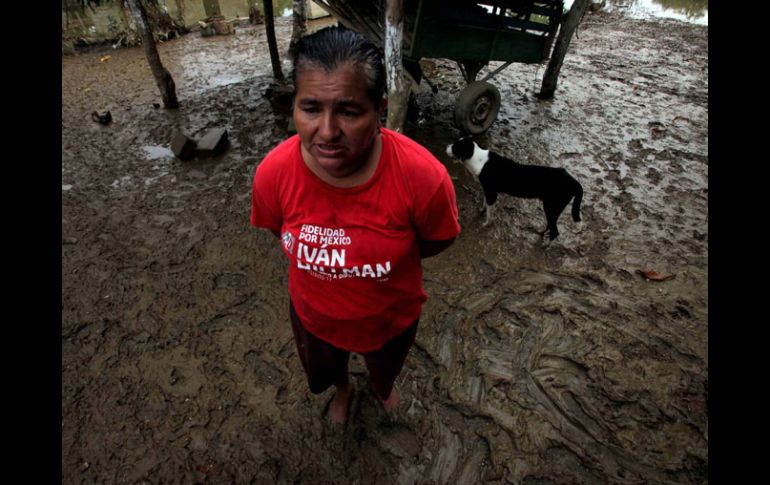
163, 365, 203, 397
612, 192, 639, 220
666, 160, 685, 174
606, 169, 623, 189
661, 183, 678, 195
376, 423, 421, 459
606, 168, 620, 181
628, 139, 644, 152
620, 176, 635, 189
646, 167, 663, 186
244, 350, 285, 387
214, 272, 247, 290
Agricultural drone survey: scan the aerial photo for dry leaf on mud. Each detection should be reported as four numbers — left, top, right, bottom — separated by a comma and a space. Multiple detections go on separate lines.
636, 269, 675, 282
100, 55, 112, 63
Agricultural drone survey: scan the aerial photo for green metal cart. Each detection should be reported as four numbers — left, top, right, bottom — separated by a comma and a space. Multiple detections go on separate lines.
313, 0, 564, 134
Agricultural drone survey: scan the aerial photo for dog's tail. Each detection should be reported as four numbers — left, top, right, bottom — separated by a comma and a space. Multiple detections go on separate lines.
571, 182, 583, 222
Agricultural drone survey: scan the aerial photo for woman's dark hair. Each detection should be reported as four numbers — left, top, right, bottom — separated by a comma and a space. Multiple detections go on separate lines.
292, 26, 386, 108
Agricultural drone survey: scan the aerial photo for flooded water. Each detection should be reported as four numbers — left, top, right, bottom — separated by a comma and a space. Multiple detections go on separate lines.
609, 0, 707, 25
567, 0, 707, 25
140, 145, 176, 160
62, 9, 707, 485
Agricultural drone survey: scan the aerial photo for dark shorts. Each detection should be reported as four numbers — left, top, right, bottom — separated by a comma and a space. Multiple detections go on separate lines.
289, 300, 419, 400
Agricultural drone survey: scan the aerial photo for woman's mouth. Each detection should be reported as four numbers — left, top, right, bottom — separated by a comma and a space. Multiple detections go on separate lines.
315, 144, 345, 157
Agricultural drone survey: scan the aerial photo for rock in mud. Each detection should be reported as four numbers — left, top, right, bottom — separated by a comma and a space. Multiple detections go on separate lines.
196, 128, 229, 158
213, 20, 235, 35
171, 132, 197, 161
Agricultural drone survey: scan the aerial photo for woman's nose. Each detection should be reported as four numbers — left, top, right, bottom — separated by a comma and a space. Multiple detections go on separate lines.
318, 112, 340, 140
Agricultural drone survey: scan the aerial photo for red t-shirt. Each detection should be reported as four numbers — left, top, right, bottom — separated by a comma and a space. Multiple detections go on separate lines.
251, 128, 460, 352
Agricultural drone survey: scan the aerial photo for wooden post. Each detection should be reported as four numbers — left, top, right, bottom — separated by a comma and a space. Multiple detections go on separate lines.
290, 0, 307, 58
173, 0, 186, 25
385, 0, 407, 132
263, 0, 285, 81
126, 0, 179, 108
537, 0, 591, 100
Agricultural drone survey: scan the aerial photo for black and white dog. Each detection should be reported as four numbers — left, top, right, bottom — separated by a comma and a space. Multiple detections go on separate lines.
447, 137, 583, 241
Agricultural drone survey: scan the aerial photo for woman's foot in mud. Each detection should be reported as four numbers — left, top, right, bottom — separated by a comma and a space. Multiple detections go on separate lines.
329, 382, 353, 424
377, 386, 399, 412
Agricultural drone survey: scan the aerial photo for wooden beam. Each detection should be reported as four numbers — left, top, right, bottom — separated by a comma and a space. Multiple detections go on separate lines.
537, 0, 591, 100
385, 0, 407, 132
289, 0, 307, 58
262, 0, 285, 81
126, 0, 178, 108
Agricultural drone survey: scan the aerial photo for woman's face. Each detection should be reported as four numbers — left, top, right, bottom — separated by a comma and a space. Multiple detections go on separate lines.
293, 63, 383, 179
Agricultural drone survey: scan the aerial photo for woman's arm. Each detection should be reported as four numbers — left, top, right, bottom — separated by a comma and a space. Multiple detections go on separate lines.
419, 238, 456, 258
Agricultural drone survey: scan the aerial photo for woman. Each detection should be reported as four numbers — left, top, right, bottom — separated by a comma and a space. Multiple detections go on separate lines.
251, 26, 460, 424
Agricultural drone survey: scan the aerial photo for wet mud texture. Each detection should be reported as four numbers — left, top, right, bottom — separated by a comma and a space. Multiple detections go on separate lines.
62, 14, 707, 485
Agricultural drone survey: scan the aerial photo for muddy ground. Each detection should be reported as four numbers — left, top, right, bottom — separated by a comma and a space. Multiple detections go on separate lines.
62, 12, 708, 485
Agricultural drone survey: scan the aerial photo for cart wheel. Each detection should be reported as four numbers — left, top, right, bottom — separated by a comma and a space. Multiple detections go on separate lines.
454, 81, 501, 135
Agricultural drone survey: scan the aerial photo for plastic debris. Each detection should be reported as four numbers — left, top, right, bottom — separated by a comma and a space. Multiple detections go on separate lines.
91, 110, 112, 125
636, 268, 675, 282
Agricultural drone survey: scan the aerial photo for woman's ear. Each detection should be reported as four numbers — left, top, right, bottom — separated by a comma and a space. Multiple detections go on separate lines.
376, 96, 388, 127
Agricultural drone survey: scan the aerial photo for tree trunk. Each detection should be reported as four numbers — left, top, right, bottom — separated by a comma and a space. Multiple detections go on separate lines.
537, 0, 591, 100
263, 0, 284, 81
173, 0, 186, 27
126, 0, 179, 108
385, 0, 407, 133
289, 0, 307, 58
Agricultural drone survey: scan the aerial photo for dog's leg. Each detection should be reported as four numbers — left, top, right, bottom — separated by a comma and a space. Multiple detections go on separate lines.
543, 199, 564, 241
539, 215, 553, 248
571, 181, 583, 222
482, 203, 493, 227
481, 189, 498, 227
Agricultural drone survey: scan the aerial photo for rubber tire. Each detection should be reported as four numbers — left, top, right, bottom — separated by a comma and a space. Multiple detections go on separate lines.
454, 81, 502, 135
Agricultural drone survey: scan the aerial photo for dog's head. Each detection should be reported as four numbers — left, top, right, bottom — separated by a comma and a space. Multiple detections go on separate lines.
446, 136, 477, 162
